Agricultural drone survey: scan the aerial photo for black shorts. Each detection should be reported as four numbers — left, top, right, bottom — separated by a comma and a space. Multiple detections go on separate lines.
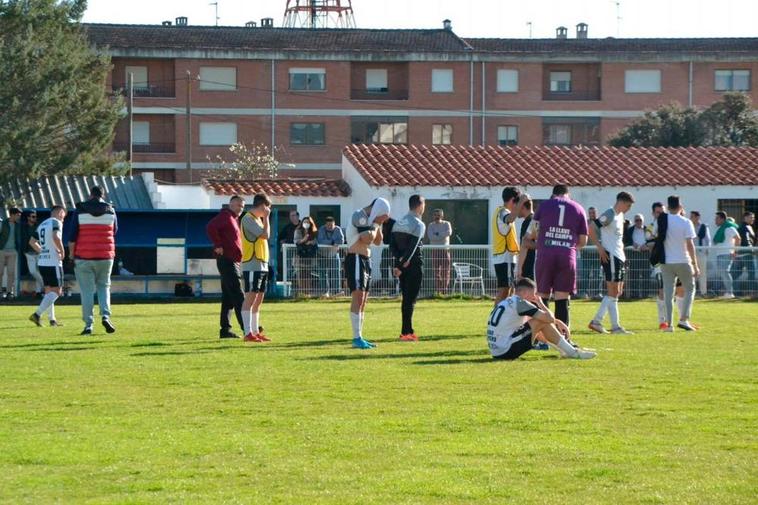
602, 256, 626, 283
494, 262, 514, 288
346, 253, 371, 292
39, 265, 62, 288
493, 323, 534, 360
244, 270, 268, 293
656, 272, 682, 290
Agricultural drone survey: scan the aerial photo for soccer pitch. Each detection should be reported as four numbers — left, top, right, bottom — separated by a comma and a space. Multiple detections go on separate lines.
0, 299, 755, 504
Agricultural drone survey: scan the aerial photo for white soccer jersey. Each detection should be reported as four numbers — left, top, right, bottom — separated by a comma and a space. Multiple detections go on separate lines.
347, 208, 376, 248
36, 217, 63, 267
486, 295, 540, 356
597, 207, 626, 261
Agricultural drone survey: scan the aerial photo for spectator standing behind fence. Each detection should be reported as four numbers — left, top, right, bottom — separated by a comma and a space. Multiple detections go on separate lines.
713, 211, 740, 299
21, 210, 44, 296
294, 216, 318, 296
279, 209, 299, 283
206, 195, 246, 339
627, 213, 648, 299
0, 208, 22, 300
317, 216, 344, 297
690, 211, 711, 296
69, 187, 117, 335
427, 209, 452, 294
732, 212, 755, 295
658, 196, 699, 332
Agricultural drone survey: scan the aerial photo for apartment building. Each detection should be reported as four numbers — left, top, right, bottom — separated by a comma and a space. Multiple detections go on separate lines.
85, 21, 758, 182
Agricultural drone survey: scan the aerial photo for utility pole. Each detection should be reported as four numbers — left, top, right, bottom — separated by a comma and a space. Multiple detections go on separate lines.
127, 72, 134, 177
210, 2, 219, 26
186, 70, 193, 183
527, 21, 533, 39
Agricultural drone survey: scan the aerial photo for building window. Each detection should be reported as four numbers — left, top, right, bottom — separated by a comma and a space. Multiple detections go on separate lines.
351, 117, 408, 145
365, 69, 388, 93
496, 69, 519, 93
124, 65, 148, 90
432, 124, 453, 145
549, 71, 571, 92
625, 70, 661, 93
199, 67, 237, 91
289, 68, 326, 91
290, 123, 325, 145
715, 70, 751, 91
199, 122, 237, 146
543, 118, 600, 146
497, 126, 518, 146
718, 199, 758, 219
132, 121, 150, 145
431, 69, 454, 93
547, 125, 572, 145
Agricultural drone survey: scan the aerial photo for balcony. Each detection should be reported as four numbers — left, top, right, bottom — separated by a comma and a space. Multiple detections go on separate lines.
350, 89, 409, 101
112, 85, 176, 99
113, 142, 176, 154
543, 90, 602, 101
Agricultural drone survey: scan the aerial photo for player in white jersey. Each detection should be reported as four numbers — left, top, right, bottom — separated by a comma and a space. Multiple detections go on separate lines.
346, 198, 391, 349
588, 192, 635, 334
29, 206, 67, 327
487, 277, 596, 360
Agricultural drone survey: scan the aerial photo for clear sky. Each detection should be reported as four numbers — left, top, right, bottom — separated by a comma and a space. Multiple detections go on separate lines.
82, 0, 757, 38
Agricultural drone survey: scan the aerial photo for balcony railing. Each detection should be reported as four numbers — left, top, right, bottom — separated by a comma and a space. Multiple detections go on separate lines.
113, 142, 176, 154
350, 89, 409, 101
112, 85, 176, 98
543, 90, 602, 101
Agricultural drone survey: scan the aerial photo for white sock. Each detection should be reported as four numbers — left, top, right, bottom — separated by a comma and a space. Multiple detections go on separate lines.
656, 299, 666, 324
242, 308, 252, 335
36, 292, 59, 318
350, 312, 361, 339
359, 312, 365, 337
608, 297, 620, 328
593, 296, 611, 323
676, 297, 684, 319
556, 334, 578, 358
48, 302, 56, 321
251, 312, 260, 334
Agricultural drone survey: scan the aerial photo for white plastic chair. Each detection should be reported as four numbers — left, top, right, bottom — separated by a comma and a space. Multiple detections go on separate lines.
452, 262, 485, 296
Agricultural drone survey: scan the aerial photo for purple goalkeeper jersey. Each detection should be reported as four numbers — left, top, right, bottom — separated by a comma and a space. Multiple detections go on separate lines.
534, 196, 588, 258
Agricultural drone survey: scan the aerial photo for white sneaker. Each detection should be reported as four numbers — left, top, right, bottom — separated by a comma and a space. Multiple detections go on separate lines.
662, 326, 674, 333
677, 321, 697, 331
573, 349, 597, 360
610, 326, 634, 335
720, 293, 736, 299
588, 320, 608, 334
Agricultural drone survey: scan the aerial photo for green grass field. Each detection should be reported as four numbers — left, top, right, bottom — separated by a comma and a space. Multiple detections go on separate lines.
0, 298, 756, 504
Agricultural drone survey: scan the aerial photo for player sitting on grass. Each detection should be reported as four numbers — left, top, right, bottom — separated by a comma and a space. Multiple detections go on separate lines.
487, 277, 596, 361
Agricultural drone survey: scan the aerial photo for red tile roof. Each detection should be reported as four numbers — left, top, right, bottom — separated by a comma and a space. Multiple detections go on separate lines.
203, 178, 350, 197
343, 145, 758, 187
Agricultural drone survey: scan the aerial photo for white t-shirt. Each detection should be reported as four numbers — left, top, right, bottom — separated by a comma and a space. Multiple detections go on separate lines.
486, 295, 539, 357
718, 227, 740, 255
36, 217, 63, 267
597, 207, 626, 261
493, 207, 517, 265
663, 214, 696, 265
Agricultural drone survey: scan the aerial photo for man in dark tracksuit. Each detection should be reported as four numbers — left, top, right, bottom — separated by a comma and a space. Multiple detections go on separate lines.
392, 195, 426, 341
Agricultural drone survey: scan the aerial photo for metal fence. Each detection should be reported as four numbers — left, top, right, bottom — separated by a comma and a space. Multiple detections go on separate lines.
281, 244, 758, 300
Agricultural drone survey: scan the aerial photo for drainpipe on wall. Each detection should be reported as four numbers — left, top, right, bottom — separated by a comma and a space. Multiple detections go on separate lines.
481, 62, 486, 146
688, 60, 693, 107
469, 57, 474, 145
271, 60, 276, 151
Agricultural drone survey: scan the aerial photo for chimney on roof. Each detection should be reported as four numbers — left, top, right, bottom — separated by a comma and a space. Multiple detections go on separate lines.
443, 19, 452, 31
245, 21, 257, 28
576, 22, 588, 39
175, 16, 188, 27
162, 20, 172, 27
261, 17, 274, 28
556, 26, 568, 39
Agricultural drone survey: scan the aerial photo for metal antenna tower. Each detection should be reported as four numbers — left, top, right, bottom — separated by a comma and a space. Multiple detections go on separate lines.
283, 0, 356, 29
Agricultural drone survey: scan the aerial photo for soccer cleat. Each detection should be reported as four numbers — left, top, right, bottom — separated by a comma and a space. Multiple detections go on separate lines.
662, 326, 674, 333
658, 322, 669, 330
102, 318, 116, 334
29, 313, 42, 327
399, 333, 417, 342
352, 337, 375, 349
255, 332, 271, 342
533, 342, 550, 351
588, 321, 608, 334
219, 330, 240, 339
610, 326, 634, 335
81, 326, 93, 336
243, 332, 259, 342
49, 320, 63, 327
574, 349, 597, 360
677, 321, 697, 331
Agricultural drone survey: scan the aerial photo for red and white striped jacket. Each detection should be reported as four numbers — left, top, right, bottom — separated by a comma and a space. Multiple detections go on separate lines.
71, 199, 118, 260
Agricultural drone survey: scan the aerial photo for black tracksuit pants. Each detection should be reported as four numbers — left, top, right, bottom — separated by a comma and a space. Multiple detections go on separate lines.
400, 262, 423, 335
217, 257, 244, 332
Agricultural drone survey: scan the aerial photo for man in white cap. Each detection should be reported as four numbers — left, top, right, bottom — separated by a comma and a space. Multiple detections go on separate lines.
346, 198, 391, 349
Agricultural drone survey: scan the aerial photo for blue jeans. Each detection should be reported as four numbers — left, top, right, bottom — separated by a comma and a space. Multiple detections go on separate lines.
716, 255, 734, 295
319, 254, 341, 294
75, 259, 113, 326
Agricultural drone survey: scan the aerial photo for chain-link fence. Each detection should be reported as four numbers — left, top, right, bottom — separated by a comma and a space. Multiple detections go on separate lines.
281, 244, 758, 300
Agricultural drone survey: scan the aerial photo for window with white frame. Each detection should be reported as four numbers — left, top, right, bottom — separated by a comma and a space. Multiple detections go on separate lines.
625, 70, 662, 93
715, 70, 751, 91
289, 68, 326, 91
199, 67, 237, 91
496, 69, 519, 93
432, 124, 453, 145
290, 123, 325, 145
497, 126, 518, 146
365, 69, 388, 92
431, 69, 454, 92
547, 125, 571, 145
132, 121, 150, 145
549, 71, 572, 92
199, 122, 237, 146
124, 65, 148, 90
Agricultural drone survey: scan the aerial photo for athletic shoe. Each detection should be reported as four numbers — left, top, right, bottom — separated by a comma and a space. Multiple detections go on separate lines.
399, 333, 417, 342
243, 332, 259, 342
677, 321, 697, 331
588, 321, 608, 334
720, 293, 736, 300
662, 326, 674, 333
49, 320, 63, 327
219, 330, 240, 339
81, 326, 93, 336
256, 333, 271, 342
610, 326, 634, 335
658, 322, 669, 330
102, 318, 116, 334
29, 312, 42, 327
574, 349, 597, 360
352, 337, 374, 349
533, 342, 550, 351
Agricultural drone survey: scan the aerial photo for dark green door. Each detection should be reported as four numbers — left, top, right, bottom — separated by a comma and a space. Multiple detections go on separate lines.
423, 199, 488, 244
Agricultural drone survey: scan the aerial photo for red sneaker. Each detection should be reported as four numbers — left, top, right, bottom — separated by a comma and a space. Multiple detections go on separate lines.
256, 333, 271, 342
659, 322, 669, 330
399, 333, 418, 342
243, 332, 258, 342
